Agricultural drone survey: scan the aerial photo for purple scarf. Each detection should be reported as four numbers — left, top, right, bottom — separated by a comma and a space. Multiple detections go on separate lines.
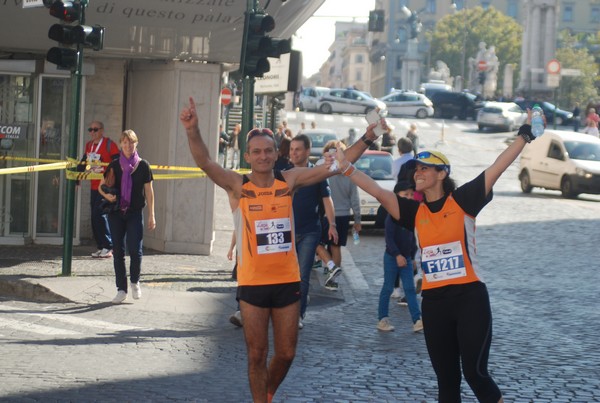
119, 150, 141, 212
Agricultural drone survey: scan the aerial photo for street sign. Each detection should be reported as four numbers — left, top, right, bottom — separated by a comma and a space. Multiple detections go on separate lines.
220, 88, 232, 106
546, 59, 561, 74
546, 74, 560, 88
478, 60, 487, 71
561, 68, 582, 76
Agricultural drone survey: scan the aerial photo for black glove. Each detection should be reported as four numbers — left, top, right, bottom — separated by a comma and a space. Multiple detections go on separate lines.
518, 124, 535, 143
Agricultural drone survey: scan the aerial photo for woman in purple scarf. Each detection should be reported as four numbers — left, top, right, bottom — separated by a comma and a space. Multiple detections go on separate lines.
98, 129, 156, 304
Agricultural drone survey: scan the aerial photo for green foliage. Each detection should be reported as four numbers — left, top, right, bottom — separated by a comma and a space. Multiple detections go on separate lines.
555, 30, 599, 108
427, 6, 522, 90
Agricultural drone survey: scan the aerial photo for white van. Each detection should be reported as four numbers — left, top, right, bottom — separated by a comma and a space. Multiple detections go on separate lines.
519, 130, 600, 198
419, 81, 452, 99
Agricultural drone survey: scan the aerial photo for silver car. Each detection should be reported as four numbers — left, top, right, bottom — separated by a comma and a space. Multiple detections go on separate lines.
355, 150, 396, 224
379, 90, 434, 119
298, 86, 330, 112
477, 101, 527, 132
301, 129, 340, 164
317, 88, 386, 115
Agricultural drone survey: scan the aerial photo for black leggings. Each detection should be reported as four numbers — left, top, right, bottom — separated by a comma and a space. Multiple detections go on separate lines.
422, 282, 501, 403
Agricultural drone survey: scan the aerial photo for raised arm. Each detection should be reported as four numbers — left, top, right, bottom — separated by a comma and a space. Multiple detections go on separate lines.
335, 144, 400, 220
484, 111, 535, 195
179, 97, 241, 194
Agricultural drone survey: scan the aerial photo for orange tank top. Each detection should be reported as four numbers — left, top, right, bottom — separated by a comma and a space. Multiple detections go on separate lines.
234, 171, 300, 286
415, 195, 481, 290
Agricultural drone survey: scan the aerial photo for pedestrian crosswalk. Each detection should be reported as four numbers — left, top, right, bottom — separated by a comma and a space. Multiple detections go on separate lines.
285, 111, 478, 134
0, 304, 152, 337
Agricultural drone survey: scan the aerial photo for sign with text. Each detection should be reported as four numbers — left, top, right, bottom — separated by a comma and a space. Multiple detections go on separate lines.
0, 123, 28, 139
255, 53, 291, 95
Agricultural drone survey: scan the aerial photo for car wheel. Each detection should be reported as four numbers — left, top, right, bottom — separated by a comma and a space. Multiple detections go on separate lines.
416, 108, 428, 119
555, 116, 564, 126
319, 103, 332, 114
560, 176, 578, 198
519, 170, 533, 193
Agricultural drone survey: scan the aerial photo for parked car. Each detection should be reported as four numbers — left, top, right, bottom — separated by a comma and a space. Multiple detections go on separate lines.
513, 100, 573, 126
477, 101, 527, 132
298, 86, 330, 112
519, 130, 600, 198
317, 88, 386, 115
301, 129, 340, 164
379, 90, 434, 119
354, 150, 396, 224
430, 90, 482, 120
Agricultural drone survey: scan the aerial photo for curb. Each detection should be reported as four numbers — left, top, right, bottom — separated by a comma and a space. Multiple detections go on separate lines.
0, 277, 72, 303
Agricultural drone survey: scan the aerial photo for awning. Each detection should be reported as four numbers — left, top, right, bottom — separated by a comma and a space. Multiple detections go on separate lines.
0, 0, 325, 64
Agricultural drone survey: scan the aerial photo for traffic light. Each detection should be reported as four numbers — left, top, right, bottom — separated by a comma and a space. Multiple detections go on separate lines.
44, 1, 105, 70
368, 10, 385, 32
240, 11, 291, 78
478, 71, 486, 85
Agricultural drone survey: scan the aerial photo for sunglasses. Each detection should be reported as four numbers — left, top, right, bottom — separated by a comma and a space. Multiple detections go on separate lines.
415, 151, 451, 174
246, 128, 274, 142
88, 127, 101, 132
416, 151, 446, 165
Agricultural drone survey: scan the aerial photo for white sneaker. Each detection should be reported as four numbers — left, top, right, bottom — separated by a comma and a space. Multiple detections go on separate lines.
298, 319, 304, 330
413, 319, 424, 332
377, 317, 395, 332
390, 288, 402, 299
91, 249, 102, 258
229, 310, 243, 327
98, 248, 113, 258
111, 290, 127, 304
131, 282, 142, 300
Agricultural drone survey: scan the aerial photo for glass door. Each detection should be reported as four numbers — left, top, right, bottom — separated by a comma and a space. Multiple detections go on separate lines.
36, 76, 71, 237
0, 74, 35, 238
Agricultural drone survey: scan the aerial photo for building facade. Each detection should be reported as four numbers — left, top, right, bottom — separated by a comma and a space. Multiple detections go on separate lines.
363, 0, 599, 97
0, 0, 323, 253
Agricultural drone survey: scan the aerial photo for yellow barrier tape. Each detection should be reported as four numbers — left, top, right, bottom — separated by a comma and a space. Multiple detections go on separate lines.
0, 161, 72, 175
1, 155, 252, 179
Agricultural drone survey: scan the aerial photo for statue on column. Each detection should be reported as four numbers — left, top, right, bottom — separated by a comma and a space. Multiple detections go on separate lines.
471, 42, 500, 99
483, 46, 499, 98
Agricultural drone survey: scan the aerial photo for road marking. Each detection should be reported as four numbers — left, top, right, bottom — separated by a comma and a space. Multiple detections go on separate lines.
1, 305, 150, 332
342, 116, 354, 123
0, 317, 81, 335
286, 112, 297, 120
341, 248, 369, 290
323, 115, 334, 122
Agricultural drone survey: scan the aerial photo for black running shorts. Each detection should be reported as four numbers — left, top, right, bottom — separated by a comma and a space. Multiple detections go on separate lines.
237, 281, 301, 308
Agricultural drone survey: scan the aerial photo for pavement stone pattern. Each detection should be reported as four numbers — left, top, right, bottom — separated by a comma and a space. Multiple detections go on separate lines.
1, 124, 600, 402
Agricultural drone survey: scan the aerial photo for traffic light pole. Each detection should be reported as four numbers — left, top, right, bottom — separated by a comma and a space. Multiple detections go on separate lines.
240, 76, 254, 169
238, 0, 258, 169
61, 1, 87, 276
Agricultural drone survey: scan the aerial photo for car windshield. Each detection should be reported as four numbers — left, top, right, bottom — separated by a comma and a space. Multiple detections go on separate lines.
355, 154, 394, 180
308, 133, 337, 148
565, 141, 600, 161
